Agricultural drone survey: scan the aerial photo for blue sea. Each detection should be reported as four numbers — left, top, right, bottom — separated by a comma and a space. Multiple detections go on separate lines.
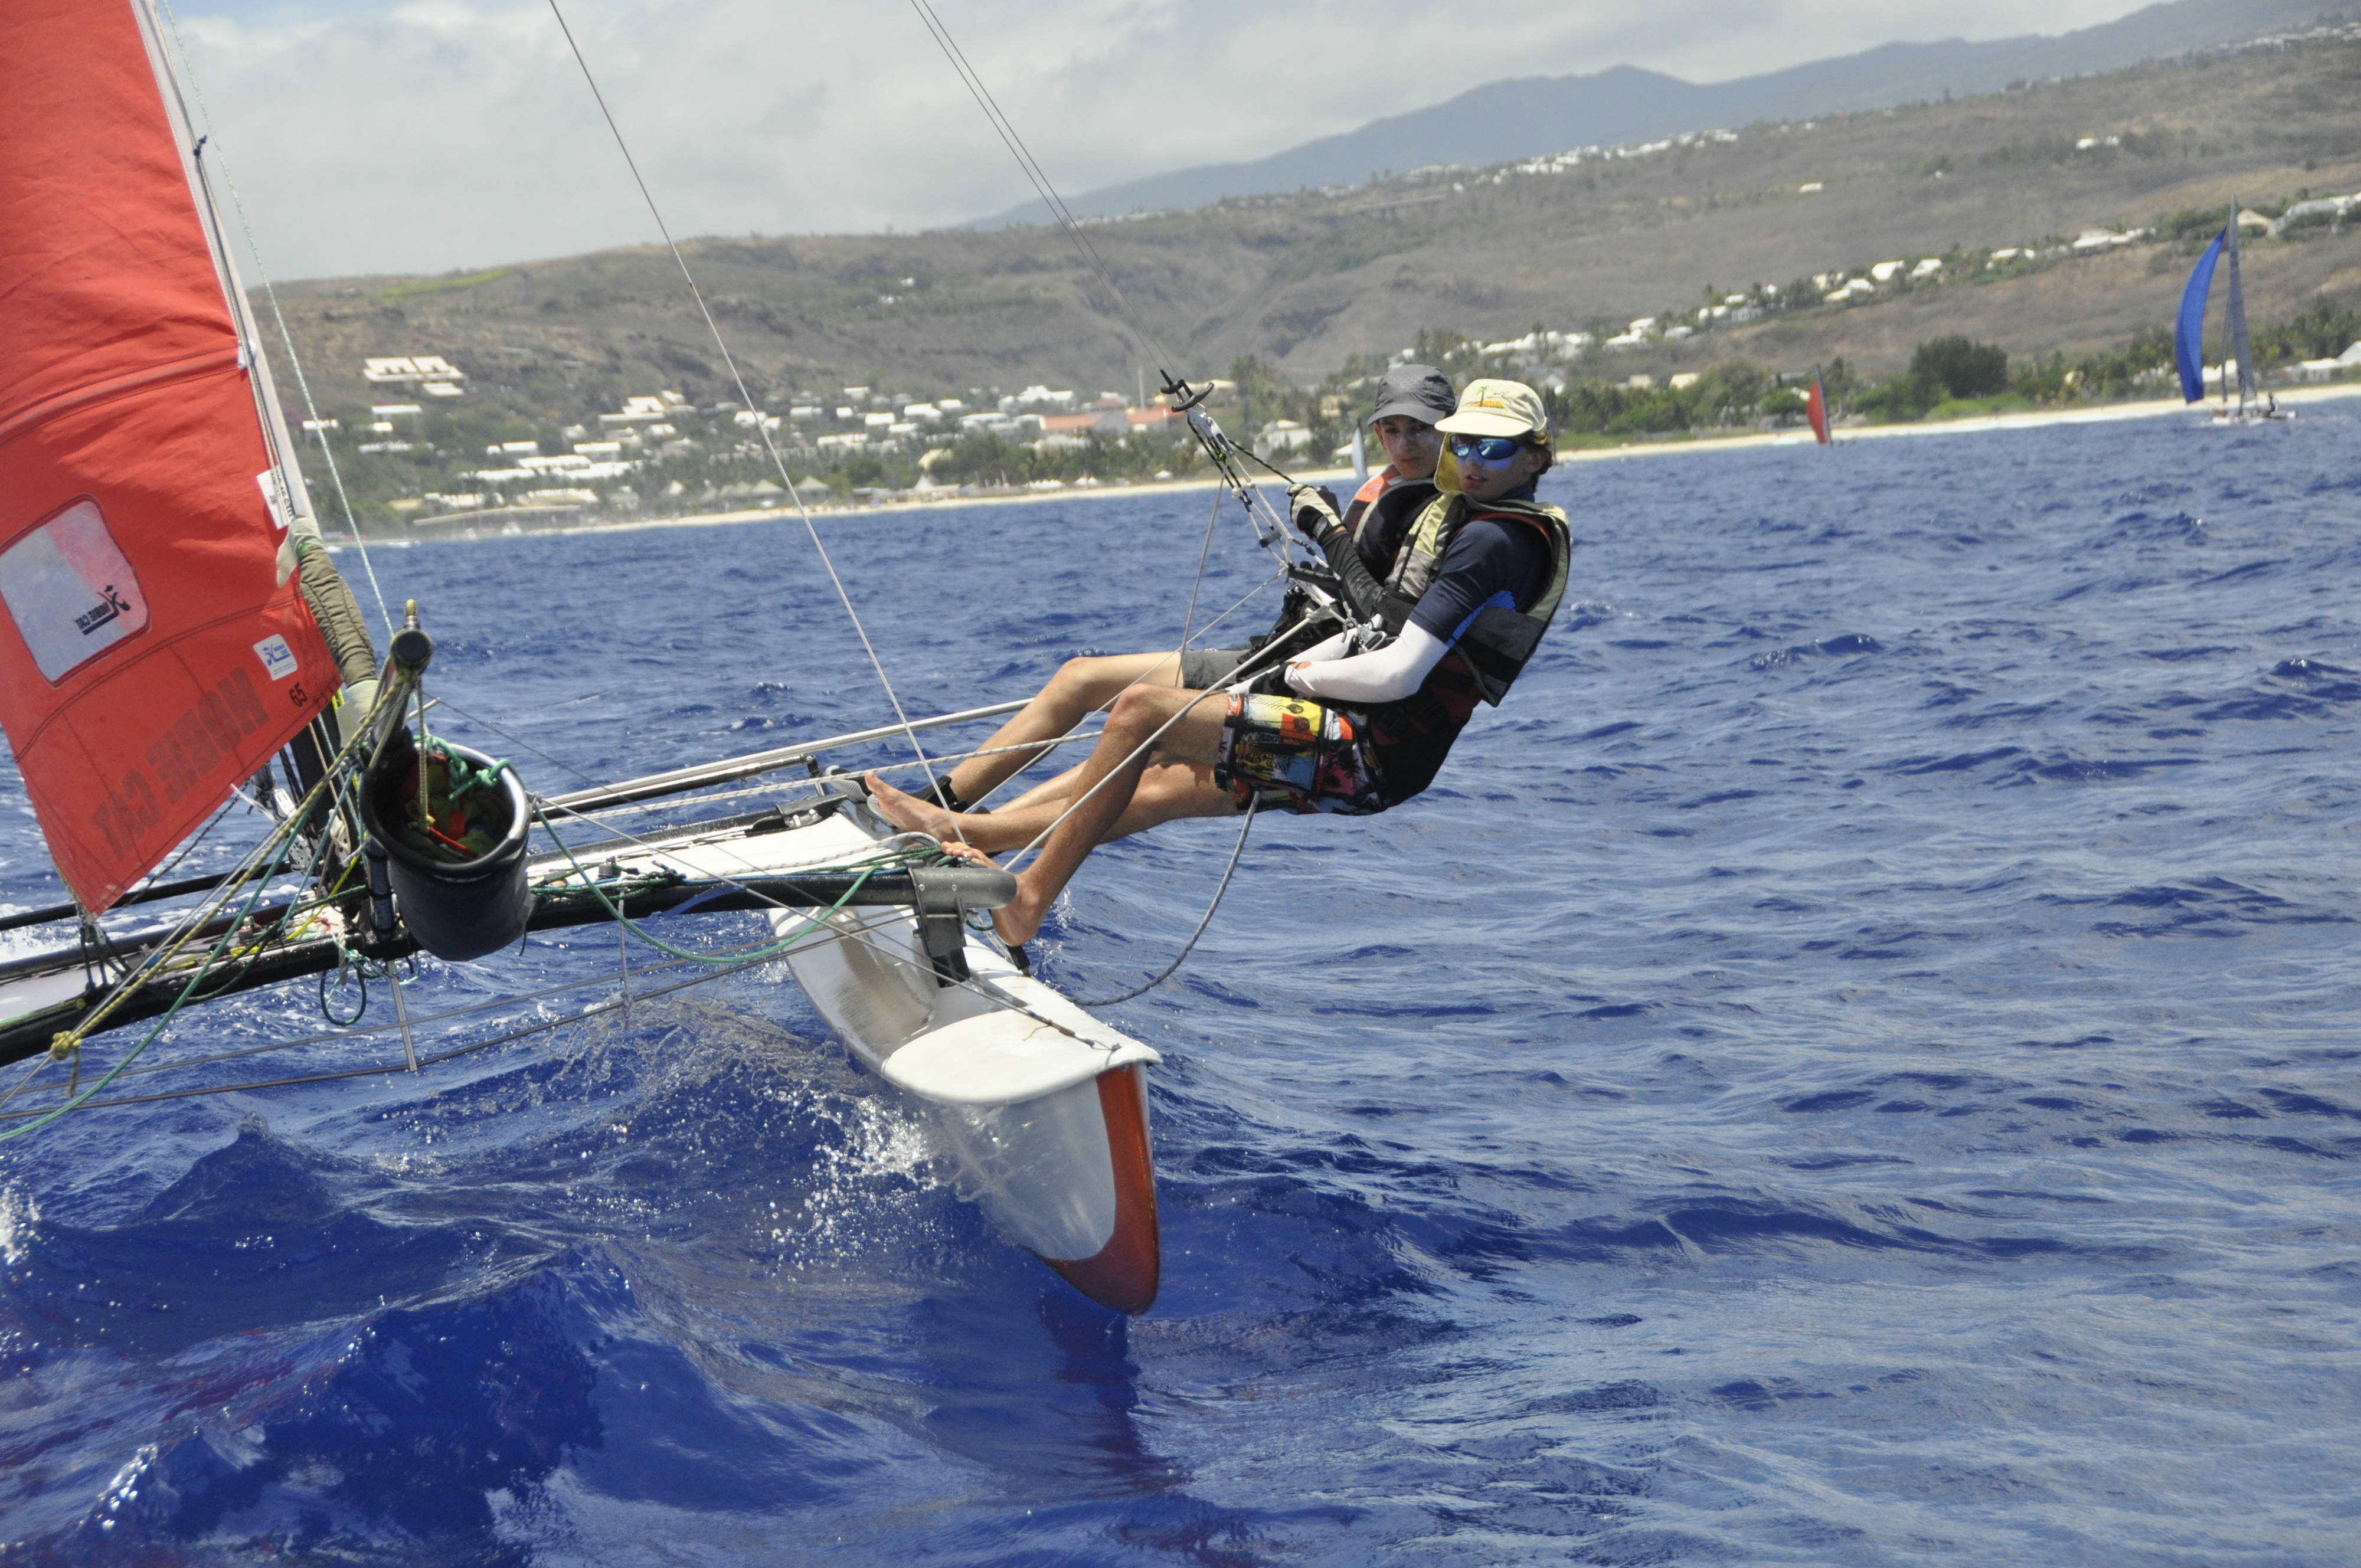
4, 406, 2359, 1564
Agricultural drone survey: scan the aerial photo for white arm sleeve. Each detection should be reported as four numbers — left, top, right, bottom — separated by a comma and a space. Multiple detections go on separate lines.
1284, 623, 1450, 703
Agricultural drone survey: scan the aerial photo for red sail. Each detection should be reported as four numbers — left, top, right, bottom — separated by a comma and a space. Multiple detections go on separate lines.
1806, 377, 1832, 446
0, 0, 336, 912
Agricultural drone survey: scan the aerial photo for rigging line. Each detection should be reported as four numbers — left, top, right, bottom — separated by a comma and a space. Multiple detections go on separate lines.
532, 804, 884, 968
126, 796, 240, 901
1178, 483, 1222, 658
501, 725, 1104, 852
0, 776, 319, 1143
149, 0, 396, 637
340, 717, 1101, 1047
901, 0, 1177, 378
1075, 792, 1255, 1007
74, 953, 712, 1091
960, 567, 1286, 812
439, 564, 1277, 829
425, 693, 1086, 823
542, 0, 949, 806
32, 671, 404, 1073
0, 1055, 50, 1115
32, 862, 1039, 1107
519, 783, 1109, 1049
521, 770, 1019, 982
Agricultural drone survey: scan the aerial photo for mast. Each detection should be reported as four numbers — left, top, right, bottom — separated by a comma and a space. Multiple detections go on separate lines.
2225, 198, 2258, 411
135, 0, 384, 752
133, 0, 320, 551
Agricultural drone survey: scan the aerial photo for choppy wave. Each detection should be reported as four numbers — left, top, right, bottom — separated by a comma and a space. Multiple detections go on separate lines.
4, 407, 2359, 1563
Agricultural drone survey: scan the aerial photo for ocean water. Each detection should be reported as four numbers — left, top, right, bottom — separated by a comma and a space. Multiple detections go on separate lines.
3, 407, 2359, 1565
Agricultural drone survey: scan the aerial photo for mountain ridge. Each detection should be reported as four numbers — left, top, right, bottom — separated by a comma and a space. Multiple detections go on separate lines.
976, 0, 2344, 226
263, 25, 2361, 436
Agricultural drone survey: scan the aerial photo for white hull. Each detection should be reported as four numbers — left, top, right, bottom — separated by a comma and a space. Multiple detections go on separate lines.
631, 794, 1163, 1312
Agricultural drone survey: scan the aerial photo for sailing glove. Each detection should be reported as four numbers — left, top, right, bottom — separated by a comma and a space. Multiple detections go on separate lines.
1287, 483, 1345, 546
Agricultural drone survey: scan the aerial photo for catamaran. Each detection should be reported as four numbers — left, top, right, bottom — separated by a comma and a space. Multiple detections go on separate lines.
0, 0, 1318, 1315
2173, 199, 2291, 425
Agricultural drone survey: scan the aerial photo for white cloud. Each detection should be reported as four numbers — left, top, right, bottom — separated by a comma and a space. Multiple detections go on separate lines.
162, 0, 2162, 279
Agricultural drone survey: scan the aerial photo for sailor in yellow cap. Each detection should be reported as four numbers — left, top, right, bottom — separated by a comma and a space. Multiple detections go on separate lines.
867, 378, 1571, 947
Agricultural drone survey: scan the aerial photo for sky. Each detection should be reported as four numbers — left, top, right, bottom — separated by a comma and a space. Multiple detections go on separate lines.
159, 0, 2170, 280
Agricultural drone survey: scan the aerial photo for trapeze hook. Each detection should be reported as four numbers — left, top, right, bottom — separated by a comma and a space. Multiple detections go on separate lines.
1160, 374, 1213, 415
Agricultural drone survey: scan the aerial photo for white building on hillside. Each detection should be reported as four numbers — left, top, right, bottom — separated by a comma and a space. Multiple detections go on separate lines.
1254, 420, 1313, 460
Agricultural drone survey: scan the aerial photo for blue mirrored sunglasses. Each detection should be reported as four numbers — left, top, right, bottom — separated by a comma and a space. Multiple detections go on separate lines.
1447, 434, 1529, 462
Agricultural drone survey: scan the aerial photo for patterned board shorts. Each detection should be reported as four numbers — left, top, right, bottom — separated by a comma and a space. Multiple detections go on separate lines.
1212, 693, 1389, 816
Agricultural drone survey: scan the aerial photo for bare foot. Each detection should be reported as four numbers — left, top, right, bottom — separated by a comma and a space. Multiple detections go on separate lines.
864, 771, 959, 839
936, 839, 999, 869
992, 872, 1052, 946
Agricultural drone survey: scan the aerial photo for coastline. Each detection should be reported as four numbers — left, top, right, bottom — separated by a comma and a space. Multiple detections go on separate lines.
1557, 377, 2361, 464
325, 379, 2361, 551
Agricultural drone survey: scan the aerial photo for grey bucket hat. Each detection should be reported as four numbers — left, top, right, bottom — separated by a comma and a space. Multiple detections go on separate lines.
1369, 364, 1456, 426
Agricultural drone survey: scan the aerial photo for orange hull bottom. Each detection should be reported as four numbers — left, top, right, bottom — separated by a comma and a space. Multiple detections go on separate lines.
1041, 1064, 1160, 1314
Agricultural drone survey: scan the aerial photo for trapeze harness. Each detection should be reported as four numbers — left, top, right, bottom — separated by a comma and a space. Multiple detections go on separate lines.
1258, 487, 1570, 809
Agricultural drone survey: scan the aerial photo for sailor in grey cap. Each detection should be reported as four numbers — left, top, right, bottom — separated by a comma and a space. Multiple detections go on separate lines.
1289, 362, 1456, 612
865, 372, 1574, 947
876, 366, 1459, 828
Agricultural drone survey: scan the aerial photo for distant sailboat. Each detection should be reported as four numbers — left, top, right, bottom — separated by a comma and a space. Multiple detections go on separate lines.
1806, 371, 1832, 446
2174, 201, 2290, 424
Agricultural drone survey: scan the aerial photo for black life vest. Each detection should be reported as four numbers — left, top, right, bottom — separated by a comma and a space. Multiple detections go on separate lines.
1341, 489, 1570, 807
1374, 491, 1571, 706
1345, 469, 1438, 577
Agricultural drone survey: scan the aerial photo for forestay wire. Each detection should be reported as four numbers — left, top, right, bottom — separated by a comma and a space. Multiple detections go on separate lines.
545, 3, 1301, 999
900, 0, 1180, 384
542, 0, 950, 803
900, 0, 1325, 619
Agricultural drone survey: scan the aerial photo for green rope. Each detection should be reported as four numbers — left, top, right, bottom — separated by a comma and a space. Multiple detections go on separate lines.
319, 958, 368, 1027
0, 797, 310, 1144
0, 670, 414, 1141
440, 746, 512, 804
529, 800, 910, 965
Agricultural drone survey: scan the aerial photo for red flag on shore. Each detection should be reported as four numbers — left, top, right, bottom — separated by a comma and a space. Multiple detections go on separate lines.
1806, 373, 1832, 446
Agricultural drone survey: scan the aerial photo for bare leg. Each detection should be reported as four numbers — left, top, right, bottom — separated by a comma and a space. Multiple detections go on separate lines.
999, 760, 1201, 820
993, 686, 1231, 943
945, 652, 1187, 805
995, 762, 1088, 817
868, 760, 1231, 853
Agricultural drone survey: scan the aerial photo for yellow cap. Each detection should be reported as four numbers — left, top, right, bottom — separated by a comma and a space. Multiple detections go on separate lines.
1437, 378, 1548, 439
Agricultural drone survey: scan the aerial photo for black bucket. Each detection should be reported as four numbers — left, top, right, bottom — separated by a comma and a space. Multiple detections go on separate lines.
359, 732, 532, 961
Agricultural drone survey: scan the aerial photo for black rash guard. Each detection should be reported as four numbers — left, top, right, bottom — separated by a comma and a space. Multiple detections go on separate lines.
1405, 517, 1549, 643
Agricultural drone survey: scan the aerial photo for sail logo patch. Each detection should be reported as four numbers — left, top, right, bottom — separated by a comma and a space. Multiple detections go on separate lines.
256, 470, 293, 532
0, 498, 151, 683
253, 635, 298, 682
75, 584, 133, 636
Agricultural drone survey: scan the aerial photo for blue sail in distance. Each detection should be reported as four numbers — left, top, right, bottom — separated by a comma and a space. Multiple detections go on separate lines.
2176, 230, 2225, 402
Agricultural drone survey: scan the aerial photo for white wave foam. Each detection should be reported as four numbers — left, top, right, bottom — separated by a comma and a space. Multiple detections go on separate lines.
0, 1184, 37, 1265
